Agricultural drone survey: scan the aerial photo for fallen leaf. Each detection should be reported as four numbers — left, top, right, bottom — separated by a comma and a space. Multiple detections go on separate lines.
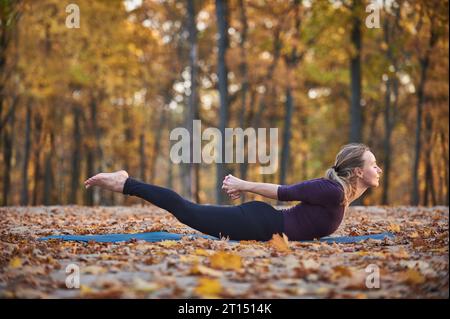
392, 248, 410, 259
159, 240, 178, 248
194, 277, 222, 298
269, 233, 291, 252
180, 255, 200, 263
9, 257, 22, 269
238, 247, 267, 258
190, 264, 223, 277
80, 284, 93, 296
402, 269, 426, 285
209, 251, 242, 271
331, 265, 353, 280
194, 249, 210, 256
132, 277, 159, 293
301, 259, 320, 270
82, 265, 107, 275
408, 231, 420, 238
388, 223, 401, 233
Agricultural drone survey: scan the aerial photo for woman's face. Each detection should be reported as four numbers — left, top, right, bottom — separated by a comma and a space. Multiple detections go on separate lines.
359, 151, 383, 187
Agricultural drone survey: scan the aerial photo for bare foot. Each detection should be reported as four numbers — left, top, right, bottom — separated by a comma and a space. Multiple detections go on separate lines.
84, 170, 129, 193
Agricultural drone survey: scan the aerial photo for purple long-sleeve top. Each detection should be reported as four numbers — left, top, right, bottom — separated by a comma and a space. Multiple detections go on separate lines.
277, 177, 345, 241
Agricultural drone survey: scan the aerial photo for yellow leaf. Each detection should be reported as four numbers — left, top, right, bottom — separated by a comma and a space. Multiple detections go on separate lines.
9, 257, 22, 269
132, 277, 159, 293
194, 277, 222, 298
409, 231, 420, 238
159, 240, 178, 248
269, 233, 291, 252
357, 251, 369, 256
429, 247, 447, 253
180, 255, 200, 263
422, 228, 432, 238
80, 285, 93, 296
195, 249, 210, 256
388, 223, 401, 233
209, 251, 242, 271
82, 265, 107, 275
314, 287, 330, 295
402, 269, 425, 285
190, 264, 223, 277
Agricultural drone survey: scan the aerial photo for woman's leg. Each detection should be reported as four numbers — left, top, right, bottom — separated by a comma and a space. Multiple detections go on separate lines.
123, 177, 284, 241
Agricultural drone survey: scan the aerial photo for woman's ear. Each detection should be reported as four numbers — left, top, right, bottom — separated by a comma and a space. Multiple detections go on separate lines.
354, 167, 363, 178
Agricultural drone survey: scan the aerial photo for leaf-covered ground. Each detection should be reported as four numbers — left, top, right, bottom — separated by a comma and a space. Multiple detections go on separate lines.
0, 205, 448, 299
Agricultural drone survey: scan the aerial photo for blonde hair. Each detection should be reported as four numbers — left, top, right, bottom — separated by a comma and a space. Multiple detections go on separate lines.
324, 143, 371, 207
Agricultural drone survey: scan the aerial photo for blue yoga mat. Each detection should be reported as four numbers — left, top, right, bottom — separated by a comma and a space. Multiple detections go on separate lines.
39, 231, 394, 244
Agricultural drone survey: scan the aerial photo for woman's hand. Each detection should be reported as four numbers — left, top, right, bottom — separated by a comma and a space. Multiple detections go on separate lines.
222, 174, 246, 201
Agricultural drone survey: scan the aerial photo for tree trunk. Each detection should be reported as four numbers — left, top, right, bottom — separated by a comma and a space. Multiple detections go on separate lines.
151, 93, 172, 184
43, 132, 55, 205
300, 116, 308, 181
239, 90, 256, 203
349, 1, 363, 206
122, 104, 132, 173
237, 0, 250, 203
84, 148, 94, 206
412, 59, 427, 206
215, 0, 230, 204
90, 96, 104, 204
32, 111, 43, 205
412, 25, 438, 205
69, 104, 81, 204
251, 26, 282, 130
280, 87, 293, 188
424, 160, 437, 206
240, 25, 282, 193
187, 0, 200, 203
1, 99, 16, 205
20, 100, 32, 205
381, 0, 401, 205
0, 0, 22, 136
166, 110, 174, 190
139, 133, 146, 181
280, 0, 301, 192
382, 77, 396, 205
349, 1, 363, 144
440, 131, 448, 206
423, 113, 436, 206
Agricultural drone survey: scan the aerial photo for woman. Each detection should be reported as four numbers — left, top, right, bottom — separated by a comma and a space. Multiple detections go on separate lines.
84, 143, 382, 241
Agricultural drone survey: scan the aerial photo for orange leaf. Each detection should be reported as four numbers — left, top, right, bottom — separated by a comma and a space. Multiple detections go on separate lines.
402, 269, 425, 285
269, 233, 291, 252
331, 265, 353, 280
209, 251, 242, 270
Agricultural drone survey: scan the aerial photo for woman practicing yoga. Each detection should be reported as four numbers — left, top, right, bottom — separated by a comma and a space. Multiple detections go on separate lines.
84, 143, 382, 241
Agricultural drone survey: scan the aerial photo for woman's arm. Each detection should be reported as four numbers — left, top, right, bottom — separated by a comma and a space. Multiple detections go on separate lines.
242, 181, 280, 200
222, 174, 280, 200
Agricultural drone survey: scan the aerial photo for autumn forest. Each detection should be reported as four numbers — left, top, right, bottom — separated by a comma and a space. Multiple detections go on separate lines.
0, 0, 448, 207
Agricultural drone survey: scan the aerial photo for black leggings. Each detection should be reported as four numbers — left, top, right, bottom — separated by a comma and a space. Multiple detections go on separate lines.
123, 177, 285, 241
